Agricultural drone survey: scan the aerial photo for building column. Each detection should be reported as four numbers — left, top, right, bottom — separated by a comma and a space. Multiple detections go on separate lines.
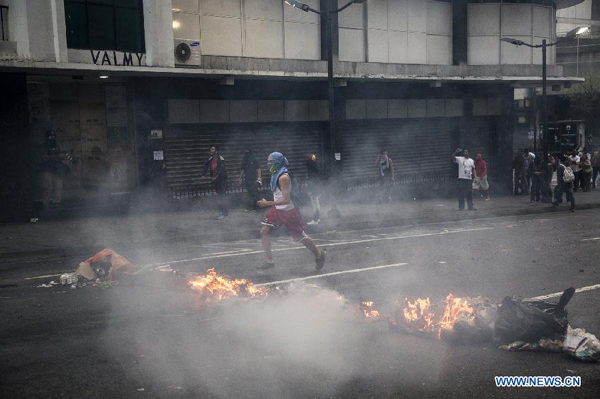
143, 0, 175, 67
452, 0, 468, 66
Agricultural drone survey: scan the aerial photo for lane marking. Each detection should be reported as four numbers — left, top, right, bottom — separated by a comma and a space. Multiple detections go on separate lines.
254, 263, 408, 287
528, 283, 600, 301
24, 273, 63, 281
145, 227, 494, 268
582, 237, 600, 242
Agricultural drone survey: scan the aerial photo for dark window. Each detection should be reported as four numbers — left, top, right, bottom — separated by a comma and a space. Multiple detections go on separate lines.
64, 0, 145, 53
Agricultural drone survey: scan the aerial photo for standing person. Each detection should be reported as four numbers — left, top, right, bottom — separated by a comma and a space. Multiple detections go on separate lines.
544, 155, 555, 198
452, 149, 477, 211
474, 153, 490, 201
305, 154, 322, 225
553, 157, 575, 212
240, 149, 262, 211
592, 151, 600, 190
530, 157, 544, 202
569, 150, 581, 191
580, 154, 593, 192
41, 130, 66, 209
203, 145, 228, 220
513, 151, 525, 195
257, 152, 325, 271
523, 149, 535, 194
374, 150, 395, 203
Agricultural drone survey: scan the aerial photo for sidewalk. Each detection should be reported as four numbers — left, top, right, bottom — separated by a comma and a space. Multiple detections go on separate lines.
2, 190, 600, 263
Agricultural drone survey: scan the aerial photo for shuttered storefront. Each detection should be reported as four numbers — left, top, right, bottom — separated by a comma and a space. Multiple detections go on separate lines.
340, 119, 457, 188
164, 122, 323, 198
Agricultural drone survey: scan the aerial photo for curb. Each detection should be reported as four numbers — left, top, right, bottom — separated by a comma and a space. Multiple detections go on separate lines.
1, 201, 599, 264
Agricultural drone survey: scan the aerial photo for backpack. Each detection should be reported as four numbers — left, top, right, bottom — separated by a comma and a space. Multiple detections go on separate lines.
562, 165, 575, 183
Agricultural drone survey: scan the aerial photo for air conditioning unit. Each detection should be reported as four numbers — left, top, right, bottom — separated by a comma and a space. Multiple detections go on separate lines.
174, 40, 201, 67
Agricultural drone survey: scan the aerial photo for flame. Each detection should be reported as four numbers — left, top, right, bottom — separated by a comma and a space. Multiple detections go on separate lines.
400, 294, 474, 339
187, 268, 269, 300
361, 301, 380, 320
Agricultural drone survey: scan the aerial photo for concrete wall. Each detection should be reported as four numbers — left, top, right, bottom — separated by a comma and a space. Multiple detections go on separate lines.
557, 0, 593, 34
468, 3, 555, 66
171, 0, 321, 60
339, 0, 452, 65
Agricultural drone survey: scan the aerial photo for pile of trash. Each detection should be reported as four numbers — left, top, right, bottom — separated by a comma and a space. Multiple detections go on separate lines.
393, 287, 599, 362
42, 248, 137, 289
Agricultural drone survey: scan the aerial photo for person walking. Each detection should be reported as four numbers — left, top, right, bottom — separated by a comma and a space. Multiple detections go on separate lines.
257, 152, 325, 271
523, 149, 535, 194
474, 153, 490, 201
41, 130, 67, 209
305, 154, 322, 225
240, 149, 262, 211
374, 150, 395, 203
580, 154, 593, 192
452, 148, 476, 211
544, 155, 555, 198
513, 150, 525, 195
553, 157, 575, 212
592, 151, 600, 190
530, 156, 544, 202
203, 145, 229, 220
569, 150, 581, 191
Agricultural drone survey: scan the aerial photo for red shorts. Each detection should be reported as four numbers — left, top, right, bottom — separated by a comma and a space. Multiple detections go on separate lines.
262, 207, 307, 242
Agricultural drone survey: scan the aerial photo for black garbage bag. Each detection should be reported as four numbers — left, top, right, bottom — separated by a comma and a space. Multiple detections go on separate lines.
494, 287, 575, 345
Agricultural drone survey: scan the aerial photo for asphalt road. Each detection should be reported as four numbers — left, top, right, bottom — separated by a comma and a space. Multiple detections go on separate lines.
1, 209, 600, 398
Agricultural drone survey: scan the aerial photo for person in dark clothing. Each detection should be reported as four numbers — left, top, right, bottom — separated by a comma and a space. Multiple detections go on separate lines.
374, 150, 395, 203
553, 157, 575, 212
41, 130, 68, 209
580, 154, 593, 192
203, 145, 228, 219
530, 156, 544, 202
592, 151, 600, 190
305, 154, 323, 224
240, 149, 262, 211
513, 151, 526, 195
544, 155, 555, 198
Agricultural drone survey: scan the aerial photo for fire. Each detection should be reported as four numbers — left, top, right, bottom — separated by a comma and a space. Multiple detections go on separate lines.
398, 294, 475, 339
187, 268, 269, 300
361, 301, 380, 320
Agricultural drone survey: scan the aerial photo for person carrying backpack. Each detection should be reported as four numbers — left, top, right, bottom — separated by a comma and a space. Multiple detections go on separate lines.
257, 152, 325, 271
552, 157, 575, 212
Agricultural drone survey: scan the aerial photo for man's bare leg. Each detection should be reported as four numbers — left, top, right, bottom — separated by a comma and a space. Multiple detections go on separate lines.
300, 236, 321, 258
260, 225, 274, 263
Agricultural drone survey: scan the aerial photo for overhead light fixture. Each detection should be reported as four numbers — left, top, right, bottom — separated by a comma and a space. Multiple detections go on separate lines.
563, 26, 590, 41
501, 37, 526, 46
172, 20, 181, 29
99, 73, 110, 79
284, 0, 310, 12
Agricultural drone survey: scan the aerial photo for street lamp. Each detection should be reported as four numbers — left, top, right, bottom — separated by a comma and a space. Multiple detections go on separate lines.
501, 26, 589, 201
285, 0, 367, 219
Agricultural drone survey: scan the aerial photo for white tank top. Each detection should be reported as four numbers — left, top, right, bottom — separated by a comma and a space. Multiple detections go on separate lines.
274, 178, 295, 211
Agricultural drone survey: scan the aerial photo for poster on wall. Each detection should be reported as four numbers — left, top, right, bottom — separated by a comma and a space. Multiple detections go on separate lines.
105, 85, 128, 142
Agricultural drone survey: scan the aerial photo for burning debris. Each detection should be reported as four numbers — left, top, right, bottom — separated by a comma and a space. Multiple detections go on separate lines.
360, 301, 381, 320
187, 268, 269, 301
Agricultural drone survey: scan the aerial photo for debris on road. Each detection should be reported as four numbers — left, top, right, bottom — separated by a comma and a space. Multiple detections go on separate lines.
499, 338, 563, 353
494, 288, 574, 345
564, 326, 600, 362
59, 273, 78, 286
78, 248, 136, 282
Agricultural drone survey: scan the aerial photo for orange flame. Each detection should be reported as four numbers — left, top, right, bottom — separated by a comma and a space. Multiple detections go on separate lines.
401, 294, 474, 339
361, 301, 380, 320
187, 268, 269, 300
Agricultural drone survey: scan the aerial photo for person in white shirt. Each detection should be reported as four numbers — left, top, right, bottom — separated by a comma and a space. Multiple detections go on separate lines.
452, 148, 477, 211
523, 149, 535, 194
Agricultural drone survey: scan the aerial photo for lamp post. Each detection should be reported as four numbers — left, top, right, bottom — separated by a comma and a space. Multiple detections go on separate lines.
285, 0, 366, 218
501, 26, 589, 200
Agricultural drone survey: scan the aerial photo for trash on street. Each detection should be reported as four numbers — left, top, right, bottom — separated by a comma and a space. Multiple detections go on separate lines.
564, 326, 600, 362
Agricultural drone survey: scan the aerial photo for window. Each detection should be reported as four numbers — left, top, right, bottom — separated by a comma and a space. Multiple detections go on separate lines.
65, 0, 145, 53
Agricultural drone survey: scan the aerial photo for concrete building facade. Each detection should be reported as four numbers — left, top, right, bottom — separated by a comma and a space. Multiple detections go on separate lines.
0, 0, 585, 220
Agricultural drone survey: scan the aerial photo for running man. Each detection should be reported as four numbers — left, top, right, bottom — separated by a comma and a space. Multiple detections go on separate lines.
257, 152, 325, 271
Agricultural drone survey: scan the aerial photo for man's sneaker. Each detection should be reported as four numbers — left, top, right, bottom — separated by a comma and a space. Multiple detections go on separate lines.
315, 251, 326, 271
256, 261, 275, 271
307, 219, 320, 225
216, 212, 225, 220
483, 198, 491, 201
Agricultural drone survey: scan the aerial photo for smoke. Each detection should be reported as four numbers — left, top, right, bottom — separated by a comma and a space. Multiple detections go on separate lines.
102, 280, 443, 398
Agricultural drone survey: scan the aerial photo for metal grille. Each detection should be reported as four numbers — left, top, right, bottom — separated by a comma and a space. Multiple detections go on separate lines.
164, 122, 323, 198
340, 118, 457, 186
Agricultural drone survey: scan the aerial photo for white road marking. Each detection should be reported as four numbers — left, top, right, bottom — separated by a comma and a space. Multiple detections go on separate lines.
527, 283, 600, 301
582, 237, 600, 242
145, 227, 494, 268
24, 273, 63, 280
254, 263, 408, 287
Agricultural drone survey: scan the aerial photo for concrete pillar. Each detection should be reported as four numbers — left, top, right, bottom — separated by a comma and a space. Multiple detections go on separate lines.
452, 0, 468, 66
6, 0, 31, 58
143, 0, 174, 68
50, 0, 68, 63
